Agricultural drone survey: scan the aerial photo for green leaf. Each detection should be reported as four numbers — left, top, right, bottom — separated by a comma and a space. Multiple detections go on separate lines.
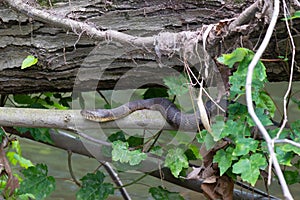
276, 146, 294, 166
149, 186, 184, 200
291, 120, 300, 138
16, 128, 53, 144
232, 138, 259, 156
164, 148, 189, 178
232, 154, 267, 186
150, 146, 163, 156
127, 136, 144, 147
283, 170, 300, 185
143, 87, 169, 99
7, 140, 33, 169
256, 92, 276, 117
211, 116, 225, 141
13, 94, 33, 105
0, 128, 5, 143
7, 152, 33, 169
217, 48, 249, 68
219, 48, 267, 99
18, 193, 36, 200
107, 131, 126, 142
18, 164, 55, 199
21, 55, 38, 69
280, 140, 300, 155
281, 10, 300, 20
204, 133, 215, 150
76, 171, 114, 200
187, 144, 201, 159
222, 119, 251, 139
214, 147, 236, 175
163, 74, 189, 96
111, 141, 147, 165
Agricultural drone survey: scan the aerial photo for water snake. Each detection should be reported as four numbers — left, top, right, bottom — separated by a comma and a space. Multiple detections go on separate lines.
81, 98, 226, 130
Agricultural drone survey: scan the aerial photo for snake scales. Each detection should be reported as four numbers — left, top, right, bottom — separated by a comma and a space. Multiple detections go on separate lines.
81, 98, 224, 130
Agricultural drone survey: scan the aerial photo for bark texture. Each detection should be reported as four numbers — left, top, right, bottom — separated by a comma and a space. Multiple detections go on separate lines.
0, 0, 299, 94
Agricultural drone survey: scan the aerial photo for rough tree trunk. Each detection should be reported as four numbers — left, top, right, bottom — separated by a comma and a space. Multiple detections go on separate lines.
0, 0, 299, 94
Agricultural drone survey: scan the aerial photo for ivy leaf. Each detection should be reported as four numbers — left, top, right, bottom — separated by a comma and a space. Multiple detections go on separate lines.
280, 140, 300, 155
127, 136, 144, 148
163, 74, 189, 96
150, 146, 163, 157
16, 127, 53, 144
186, 144, 201, 159
18, 164, 55, 199
112, 141, 147, 165
7, 140, 33, 169
211, 116, 225, 141
21, 55, 38, 69
232, 138, 259, 156
7, 152, 33, 169
214, 147, 236, 176
149, 186, 184, 200
232, 153, 267, 186
283, 170, 300, 185
164, 147, 189, 178
107, 131, 126, 142
222, 119, 251, 140
256, 92, 276, 118
76, 171, 114, 200
217, 48, 249, 68
276, 146, 293, 166
282, 10, 300, 20
13, 94, 33, 105
204, 133, 215, 150
291, 120, 300, 138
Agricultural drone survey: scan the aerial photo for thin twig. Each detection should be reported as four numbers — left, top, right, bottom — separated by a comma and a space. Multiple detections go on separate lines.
101, 161, 132, 200
274, 0, 296, 139
96, 90, 110, 106
274, 139, 300, 148
245, 0, 293, 199
67, 150, 81, 187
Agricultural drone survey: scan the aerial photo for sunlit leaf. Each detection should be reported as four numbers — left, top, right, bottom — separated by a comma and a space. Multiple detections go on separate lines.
211, 116, 225, 141
164, 147, 189, 178
217, 48, 249, 68
163, 74, 189, 96
111, 141, 147, 165
232, 138, 259, 156
7, 152, 33, 169
281, 10, 300, 20
214, 147, 237, 175
21, 55, 38, 69
232, 153, 267, 186
276, 146, 293, 166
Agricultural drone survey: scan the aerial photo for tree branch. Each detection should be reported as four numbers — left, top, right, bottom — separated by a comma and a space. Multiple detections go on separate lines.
4, 0, 154, 47
0, 107, 176, 131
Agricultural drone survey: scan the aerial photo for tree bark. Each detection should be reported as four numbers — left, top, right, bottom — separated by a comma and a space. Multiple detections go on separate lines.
0, 0, 299, 94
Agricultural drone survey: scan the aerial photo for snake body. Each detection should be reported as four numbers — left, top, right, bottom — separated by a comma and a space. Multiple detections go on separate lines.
81, 98, 206, 130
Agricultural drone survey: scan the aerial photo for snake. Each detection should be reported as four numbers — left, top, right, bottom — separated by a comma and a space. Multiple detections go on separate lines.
81, 98, 226, 131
